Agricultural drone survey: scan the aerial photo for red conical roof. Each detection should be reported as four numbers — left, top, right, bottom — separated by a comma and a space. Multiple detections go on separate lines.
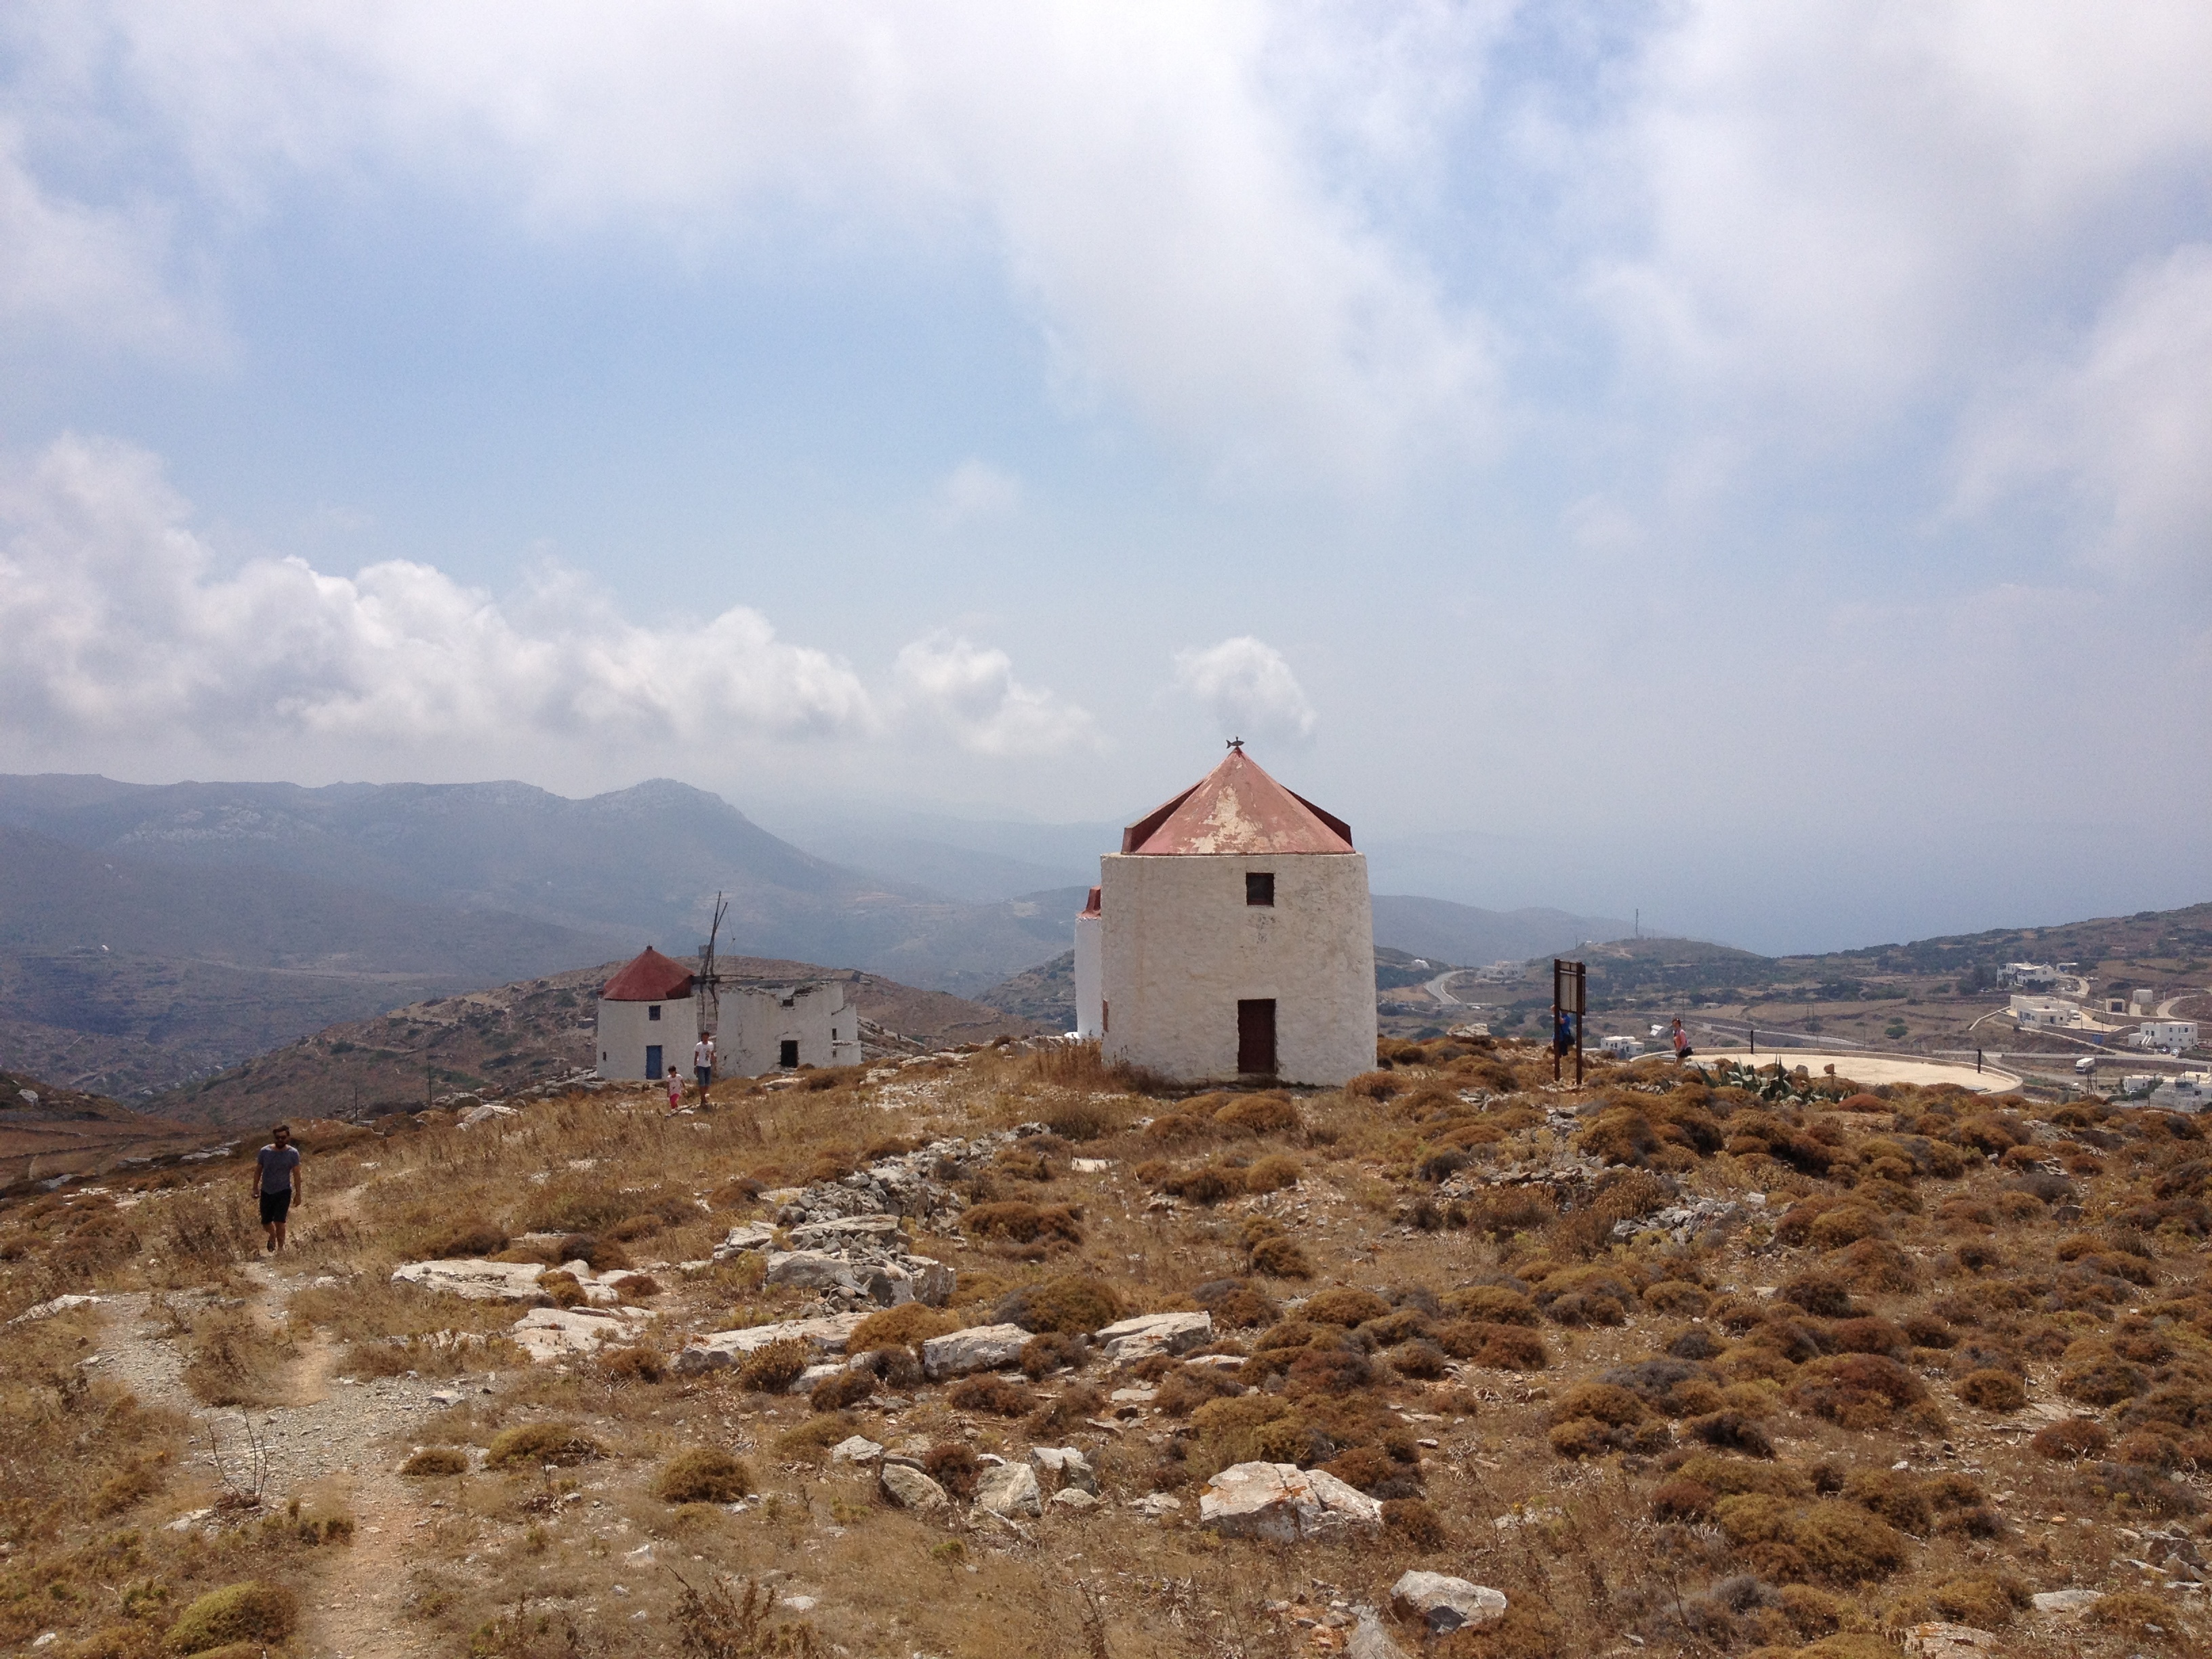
1121, 748, 1353, 856
602, 947, 695, 1001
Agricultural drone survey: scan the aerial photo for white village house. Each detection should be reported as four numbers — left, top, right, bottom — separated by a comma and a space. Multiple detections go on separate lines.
1097, 745, 1374, 1088
596, 946, 863, 1080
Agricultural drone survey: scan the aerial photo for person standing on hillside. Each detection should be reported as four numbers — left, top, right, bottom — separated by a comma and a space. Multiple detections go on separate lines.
665, 1063, 685, 1113
693, 1030, 715, 1099
253, 1124, 302, 1252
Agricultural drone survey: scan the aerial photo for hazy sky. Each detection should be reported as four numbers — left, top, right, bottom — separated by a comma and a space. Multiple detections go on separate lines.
1, 3, 2206, 952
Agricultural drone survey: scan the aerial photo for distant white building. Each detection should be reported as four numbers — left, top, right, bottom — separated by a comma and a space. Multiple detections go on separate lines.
1099, 745, 1374, 1088
2011, 994, 2084, 1028
2131, 988, 2157, 1016
596, 947, 862, 1080
1601, 1035, 1643, 1060
2001, 962, 2061, 989
1072, 886, 1103, 1039
2133, 1020, 2198, 1054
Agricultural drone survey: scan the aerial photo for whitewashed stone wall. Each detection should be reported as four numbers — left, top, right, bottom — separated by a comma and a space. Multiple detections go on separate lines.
720, 983, 863, 1076
595, 994, 699, 1080
1073, 911, 1103, 1038
1099, 851, 1374, 1086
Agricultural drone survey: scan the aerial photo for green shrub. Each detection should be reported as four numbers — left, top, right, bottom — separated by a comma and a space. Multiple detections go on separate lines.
169, 1582, 298, 1654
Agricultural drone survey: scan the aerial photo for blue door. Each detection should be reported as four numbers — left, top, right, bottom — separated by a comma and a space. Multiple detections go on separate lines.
645, 1044, 663, 1080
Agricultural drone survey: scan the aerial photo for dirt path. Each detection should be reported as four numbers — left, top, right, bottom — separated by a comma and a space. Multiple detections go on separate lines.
91, 1261, 468, 1659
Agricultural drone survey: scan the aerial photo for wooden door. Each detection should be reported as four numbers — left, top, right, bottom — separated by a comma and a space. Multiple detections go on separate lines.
1237, 999, 1277, 1075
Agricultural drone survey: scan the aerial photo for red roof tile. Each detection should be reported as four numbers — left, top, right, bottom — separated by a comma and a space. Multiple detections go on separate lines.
1122, 749, 1353, 856
602, 947, 695, 1001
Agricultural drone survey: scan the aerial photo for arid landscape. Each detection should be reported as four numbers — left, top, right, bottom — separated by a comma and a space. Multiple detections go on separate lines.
1, 1030, 2205, 1659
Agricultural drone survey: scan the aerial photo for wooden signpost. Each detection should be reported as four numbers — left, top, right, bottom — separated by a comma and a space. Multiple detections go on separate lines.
1553, 958, 1586, 1086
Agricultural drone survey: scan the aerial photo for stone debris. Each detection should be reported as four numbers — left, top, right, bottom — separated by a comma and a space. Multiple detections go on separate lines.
1388, 1572, 1507, 1635
10, 1293, 104, 1323
1051, 1488, 1101, 1511
921, 1322, 1030, 1380
671, 1312, 872, 1376
1129, 1494, 1183, 1519
769, 1128, 1044, 1228
457, 1103, 522, 1130
1095, 1310, 1212, 1363
391, 1259, 553, 1305
1610, 1196, 1741, 1244
762, 1246, 953, 1309
1197, 1462, 1382, 1542
1902, 1624, 1998, 1657
509, 1305, 655, 1363
878, 1462, 951, 1513
2030, 1589, 2104, 1617
1028, 1446, 1099, 1494
830, 1436, 883, 1465
974, 1462, 1042, 1517
1347, 1608, 1412, 1659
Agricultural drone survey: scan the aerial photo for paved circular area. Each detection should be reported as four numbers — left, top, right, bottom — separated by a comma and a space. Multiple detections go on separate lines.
1685, 1048, 2024, 1094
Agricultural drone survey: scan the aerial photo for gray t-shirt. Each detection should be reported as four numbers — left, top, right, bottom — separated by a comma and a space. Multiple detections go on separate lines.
257, 1143, 301, 1194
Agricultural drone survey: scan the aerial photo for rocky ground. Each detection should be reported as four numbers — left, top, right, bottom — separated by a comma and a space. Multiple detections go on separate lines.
0, 1038, 2206, 1659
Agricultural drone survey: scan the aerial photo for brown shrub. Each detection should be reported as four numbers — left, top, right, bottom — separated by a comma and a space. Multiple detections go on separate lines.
1443, 1285, 1539, 1325
1216, 1094, 1300, 1134
1832, 1237, 1917, 1293
1250, 1235, 1312, 1278
1245, 1154, 1302, 1192
656, 1447, 754, 1503
1828, 1317, 1907, 1355
808, 1368, 876, 1412
996, 1273, 1124, 1334
735, 1338, 811, 1393
600, 1345, 667, 1385
400, 1447, 469, 1477
1957, 1369, 2028, 1412
962, 1202, 1084, 1244
1346, 1071, 1404, 1101
1019, 1330, 1090, 1378
485, 1422, 605, 1469
2059, 1340, 2148, 1406
1643, 1279, 1710, 1316
1156, 1363, 1245, 1415
1381, 1497, 1447, 1548
1303, 1287, 1391, 1327
1712, 1494, 1911, 1584
922, 1441, 980, 1499
1192, 1279, 1278, 1328
1887, 1573, 2030, 1629
1287, 1346, 1374, 1393
1549, 1382, 1646, 1428
419, 1219, 508, 1258
1389, 1339, 1452, 1379
1026, 1382, 1106, 1439
848, 1303, 958, 1353
1788, 1353, 1927, 1429
2085, 1589, 2182, 1644
947, 1374, 1036, 1416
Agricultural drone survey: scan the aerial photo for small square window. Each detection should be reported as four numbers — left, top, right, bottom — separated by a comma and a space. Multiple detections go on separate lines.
1246, 872, 1275, 907
648, 1004, 661, 1021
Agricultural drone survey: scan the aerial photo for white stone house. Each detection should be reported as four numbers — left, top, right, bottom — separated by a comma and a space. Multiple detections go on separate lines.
718, 981, 864, 1074
596, 947, 700, 1080
1099, 745, 1374, 1088
2133, 1020, 2199, 1054
1072, 886, 1103, 1038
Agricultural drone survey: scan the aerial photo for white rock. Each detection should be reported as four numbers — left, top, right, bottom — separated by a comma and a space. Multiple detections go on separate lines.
1347, 1609, 1412, 1659
670, 1313, 871, 1375
1029, 1446, 1099, 1494
457, 1103, 520, 1129
1389, 1572, 1507, 1635
1095, 1310, 1212, 1363
1903, 1624, 1999, 1658
712, 1222, 779, 1258
975, 1462, 1042, 1517
787, 1214, 905, 1249
508, 1305, 655, 1363
1051, 1488, 1101, 1510
830, 1436, 883, 1465
2031, 1590, 2104, 1617
920, 1322, 1030, 1380
879, 1462, 950, 1513
1197, 1462, 1383, 1542
392, 1259, 551, 1304
1130, 1493, 1183, 1518
9, 1293, 104, 1323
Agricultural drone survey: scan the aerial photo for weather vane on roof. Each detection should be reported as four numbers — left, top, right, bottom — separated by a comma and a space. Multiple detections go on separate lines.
1227, 736, 1245, 752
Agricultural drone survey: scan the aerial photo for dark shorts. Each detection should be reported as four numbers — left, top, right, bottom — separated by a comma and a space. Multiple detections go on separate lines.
260, 1189, 293, 1226
695, 1066, 712, 1090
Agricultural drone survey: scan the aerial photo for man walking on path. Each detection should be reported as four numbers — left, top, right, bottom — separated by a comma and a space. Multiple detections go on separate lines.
253, 1124, 302, 1253
693, 1031, 715, 1099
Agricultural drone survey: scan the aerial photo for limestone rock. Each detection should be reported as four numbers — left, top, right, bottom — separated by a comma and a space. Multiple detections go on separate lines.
712, 1223, 779, 1259
2031, 1590, 2104, 1617
1051, 1488, 1101, 1511
1029, 1446, 1099, 1495
10, 1294, 104, 1324
879, 1462, 950, 1513
1130, 1493, 1183, 1519
1347, 1609, 1412, 1659
508, 1305, 655, 1363
1903, 1624, 1998, 1658
830, 1436, 883, 1465
457, 1103, 520, 1129
670, 1312, 870, 1376
975, 1462, 1043, 1517
1095, 1310, 1212, 1363
788, 1214, 905, 1250
1389, 1572, 1507, 1635
921, 1322, 1030, 1380
763, 1248, 951, 1308
1197, 1462, 1383, 1542
392, 1259, 551, 1305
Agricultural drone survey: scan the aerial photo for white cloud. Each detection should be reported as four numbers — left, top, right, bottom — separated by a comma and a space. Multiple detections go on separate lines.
1172, 636, 1316, 745
936, 459, 1021, 525
892, 634, 1096, 758
0, 433, 877, 755
1953, 245, 2212, 587
0, 2, 1498, 488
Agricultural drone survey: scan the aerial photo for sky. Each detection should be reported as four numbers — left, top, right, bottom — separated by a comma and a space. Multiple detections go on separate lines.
0, 2, 2206, 954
